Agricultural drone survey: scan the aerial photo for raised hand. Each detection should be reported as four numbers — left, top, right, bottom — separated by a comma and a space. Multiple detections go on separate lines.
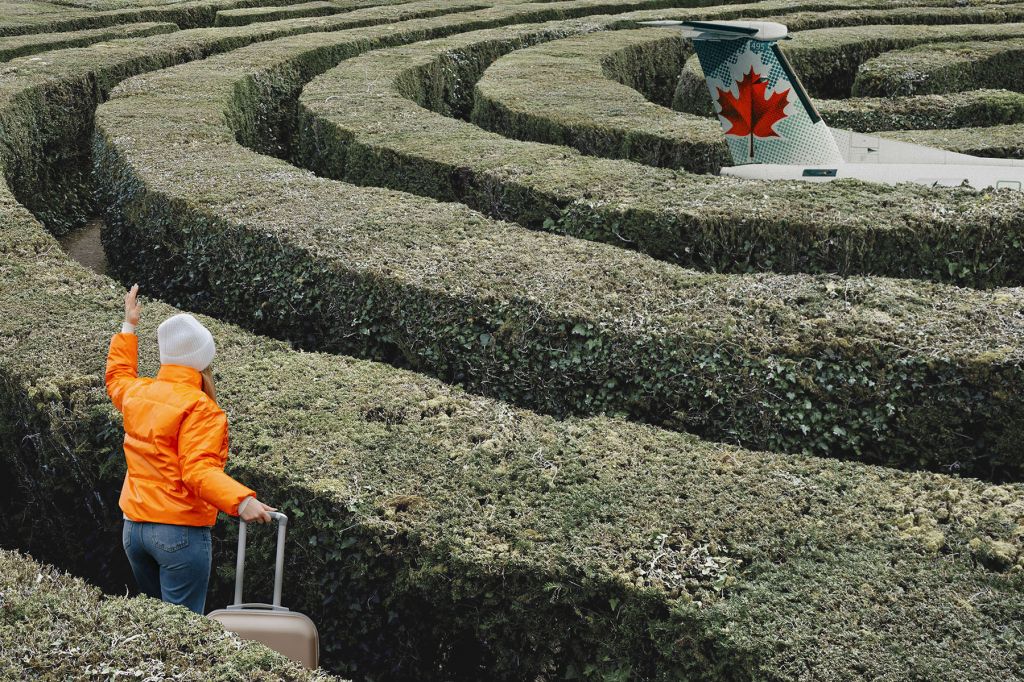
124, 284, 141, 326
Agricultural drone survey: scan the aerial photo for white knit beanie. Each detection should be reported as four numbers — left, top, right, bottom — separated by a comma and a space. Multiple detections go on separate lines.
157, 313, 216, 371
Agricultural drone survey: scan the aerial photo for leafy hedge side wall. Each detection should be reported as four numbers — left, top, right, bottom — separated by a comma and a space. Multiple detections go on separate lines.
853, 37, 1024, 96
470, 29, 728, 172
884, 122, 1024, 158
3, 206, 1024, 680
672, 25, 1024, 158
5, 1, 1024, 679
785, 21, 1024, 97
295, 22, 1024, 288
816, 89, 1024, 132
0, 0, 295, 35
0, 21, 178, 60
0, 549, 340, 680
0, 0, 487, 237
214, 1, 350, 27
90, 16, 1024, 479
0, 0, 457, 35
674, 20, 1024, 112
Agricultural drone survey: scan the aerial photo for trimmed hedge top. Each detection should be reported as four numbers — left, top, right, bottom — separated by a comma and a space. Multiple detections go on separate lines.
297, 18, 1024, 288
853, 36, 1024, 96
3, 191, 1024, 679
212, 0, 425, 27
89, 12, 1024, 477
816, 88, 1024, 132
0, 20, 178, 61
883, 121, 1024, 159
214, 2, 356, 27
785, 21, 1024, 96
5, 1, 1024, 678
0, 0, 485, 36
471, 28, 727, 172
0, 549, 341, 680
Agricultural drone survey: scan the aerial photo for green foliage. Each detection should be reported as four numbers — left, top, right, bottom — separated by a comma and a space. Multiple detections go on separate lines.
818, 89, 1024, 132
296, 20, 1024, 288
0, 549, 341, 680
92, 15, 1024, 479
0, 21, 177, 61
2, 228, 1024, 680
6, 2, 1024, 680
471, 28, 728, 172
854, 37, 1024, 97
215, 1, 349, 28
787, 21, 1024, 97
883, 121, 1024, 159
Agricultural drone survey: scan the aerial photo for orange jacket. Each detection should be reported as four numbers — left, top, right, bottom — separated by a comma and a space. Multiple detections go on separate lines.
106, 332, 255, 526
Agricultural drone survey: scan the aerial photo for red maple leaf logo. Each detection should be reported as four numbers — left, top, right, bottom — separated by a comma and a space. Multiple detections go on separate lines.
716, 67, 790, 139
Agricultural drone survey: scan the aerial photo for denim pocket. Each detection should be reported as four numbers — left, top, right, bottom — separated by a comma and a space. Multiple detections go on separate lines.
146, 523, 190, 553
122, 521, 132, 550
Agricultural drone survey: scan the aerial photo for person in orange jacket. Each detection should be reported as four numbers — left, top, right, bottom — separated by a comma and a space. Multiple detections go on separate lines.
106, 284, 277, 615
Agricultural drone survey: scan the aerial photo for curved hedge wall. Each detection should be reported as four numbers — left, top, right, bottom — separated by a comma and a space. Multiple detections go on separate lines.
884, 122, 1024, 158
783, 21, 1024, 97
0, 0, 495, 239
853, 37, 1024, 96
5, 1, 1024, 679
816, 89, 1024, 132
673, 18, 1024, 113
0, 21, 178, 60
0, 549, 341, 680
91, 15, 1024, 477
471, 28, 727, 172
211, 0, 372, 26
4, 206, 1024, 680
294, 22, 1024, 287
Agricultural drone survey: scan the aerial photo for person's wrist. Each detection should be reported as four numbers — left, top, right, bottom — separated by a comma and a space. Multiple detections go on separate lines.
238, 495, 256, 515
121, 320, 136, 334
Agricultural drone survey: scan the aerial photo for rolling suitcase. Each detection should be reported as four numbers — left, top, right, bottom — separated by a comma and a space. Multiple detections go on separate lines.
208, 511, 320, 669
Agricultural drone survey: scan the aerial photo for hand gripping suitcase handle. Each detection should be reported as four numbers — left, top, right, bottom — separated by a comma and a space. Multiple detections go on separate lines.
233, 511, 288, 610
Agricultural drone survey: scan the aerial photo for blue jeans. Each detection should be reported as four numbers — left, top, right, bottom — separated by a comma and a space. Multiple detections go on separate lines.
122, 520, 212, 615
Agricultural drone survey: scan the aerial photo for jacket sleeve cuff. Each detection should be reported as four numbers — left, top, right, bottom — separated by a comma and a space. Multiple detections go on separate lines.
121, 321, 136, 334
236, 494, 257, 516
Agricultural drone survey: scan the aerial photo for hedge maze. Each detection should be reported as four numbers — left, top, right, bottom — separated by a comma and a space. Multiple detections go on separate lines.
1, 0, 1023, 679
0, 549, 341, 680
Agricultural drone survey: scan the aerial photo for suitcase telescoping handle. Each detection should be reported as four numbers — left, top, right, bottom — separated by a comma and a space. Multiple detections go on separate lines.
231, 511, 289, 612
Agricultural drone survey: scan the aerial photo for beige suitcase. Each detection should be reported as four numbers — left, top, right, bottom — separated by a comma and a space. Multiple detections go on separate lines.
208, 511, 319, 669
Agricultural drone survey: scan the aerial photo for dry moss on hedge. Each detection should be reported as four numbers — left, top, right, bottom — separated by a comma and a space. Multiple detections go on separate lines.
0, 0, 496, 237
471, 28, 727, 172
294, 19, 1024, 289
3, 199, 1024, 680
87, 14, 1024, 478
881, 121, 1024, 159
3, 2, 1024, 679
814, 88, 1024, 132
0, 549, 339, 681
853, 36, 1024, 96
0, 21, 178, 60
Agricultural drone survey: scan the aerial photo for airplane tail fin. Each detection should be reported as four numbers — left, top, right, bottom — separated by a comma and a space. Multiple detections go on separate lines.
641, 20, 842, 166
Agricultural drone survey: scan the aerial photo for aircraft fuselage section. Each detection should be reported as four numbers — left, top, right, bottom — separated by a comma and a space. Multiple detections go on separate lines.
721, 128, 1024, 191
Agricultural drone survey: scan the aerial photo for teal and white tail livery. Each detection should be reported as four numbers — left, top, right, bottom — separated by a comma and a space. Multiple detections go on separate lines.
675, 20, 841, 166
638, 19, 1024, 191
